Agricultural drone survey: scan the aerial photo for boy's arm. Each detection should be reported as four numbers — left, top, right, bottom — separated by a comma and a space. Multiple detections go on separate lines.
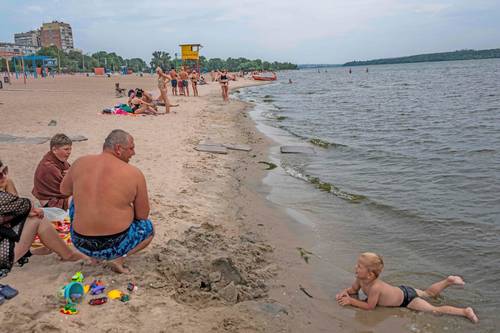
338, 286, 381, 311
336, 279, 361, 300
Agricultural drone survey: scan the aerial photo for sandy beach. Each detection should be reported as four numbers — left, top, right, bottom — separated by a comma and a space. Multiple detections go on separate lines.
0, 74, 346, 332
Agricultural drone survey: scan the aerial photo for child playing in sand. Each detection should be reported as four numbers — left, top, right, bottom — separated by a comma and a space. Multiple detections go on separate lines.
336, 252, 478, 323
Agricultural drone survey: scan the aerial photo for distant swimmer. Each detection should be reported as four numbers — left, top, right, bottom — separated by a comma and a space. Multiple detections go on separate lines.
288, 79, 293, 84
366, 68, 369, 73
349, 68, 352, 74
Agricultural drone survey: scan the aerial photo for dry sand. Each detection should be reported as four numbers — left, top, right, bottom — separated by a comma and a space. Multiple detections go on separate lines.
0, 74, 346, 332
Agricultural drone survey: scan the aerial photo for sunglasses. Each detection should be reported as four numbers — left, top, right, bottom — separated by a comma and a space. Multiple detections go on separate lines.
0, 165, 8, 179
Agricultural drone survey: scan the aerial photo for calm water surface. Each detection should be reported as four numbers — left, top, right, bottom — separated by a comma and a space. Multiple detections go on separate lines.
237, 59, 500, 332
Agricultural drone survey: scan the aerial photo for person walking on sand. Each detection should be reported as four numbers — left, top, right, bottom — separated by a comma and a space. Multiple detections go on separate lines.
179, 67, 189, 97
61, 130, 154, 274
218, 69, 230, 102
190, 70, 199, 97
169, 67, 178, 96
336, 252, 478, 323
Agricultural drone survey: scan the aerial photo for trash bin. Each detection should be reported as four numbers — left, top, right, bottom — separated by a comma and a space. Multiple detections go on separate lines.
3, 76, 9, 84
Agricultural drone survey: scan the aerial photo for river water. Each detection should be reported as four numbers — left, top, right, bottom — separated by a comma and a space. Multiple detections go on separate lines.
237, 59, 500, 332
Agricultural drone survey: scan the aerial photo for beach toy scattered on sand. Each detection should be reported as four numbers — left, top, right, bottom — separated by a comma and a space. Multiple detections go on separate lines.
91, 285, 105, 295
120, 294, 130, 302
107, 289, 123, 300
60, 304, 78, 315
84, 285, 90, 294
127, 283, 138, 292
72, 271, 84, 283
90, 280, 105, 295
89, 297, 108, 305
58, 282, 85, 305
58, 281, 84, 315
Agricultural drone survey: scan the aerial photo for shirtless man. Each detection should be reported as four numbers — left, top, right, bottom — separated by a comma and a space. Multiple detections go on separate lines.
61, 130, 154, 273
179, 67, 189, 97
169, 67, 178, 96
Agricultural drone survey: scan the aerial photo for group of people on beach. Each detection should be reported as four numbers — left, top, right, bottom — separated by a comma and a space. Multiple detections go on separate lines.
116, 67, 232, 116
0, 80, 479, 326
1, 130, 153, 278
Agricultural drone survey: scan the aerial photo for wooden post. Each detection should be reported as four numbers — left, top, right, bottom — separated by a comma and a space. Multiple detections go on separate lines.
21, 55, 26, 85
5, 58, 11, 84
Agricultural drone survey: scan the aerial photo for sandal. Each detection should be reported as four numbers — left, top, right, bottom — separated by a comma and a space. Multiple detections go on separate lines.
0, 284, 18, 299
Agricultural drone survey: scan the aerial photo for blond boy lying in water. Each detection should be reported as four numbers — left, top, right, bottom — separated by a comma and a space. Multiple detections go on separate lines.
336, 252, 478, 323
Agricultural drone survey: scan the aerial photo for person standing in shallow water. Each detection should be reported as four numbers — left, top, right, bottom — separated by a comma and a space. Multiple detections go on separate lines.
61, 130, 154, 274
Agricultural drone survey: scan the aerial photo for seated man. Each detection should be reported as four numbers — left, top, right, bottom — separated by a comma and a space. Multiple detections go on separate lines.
32, 134, 72, 209
61, 129, 153, 273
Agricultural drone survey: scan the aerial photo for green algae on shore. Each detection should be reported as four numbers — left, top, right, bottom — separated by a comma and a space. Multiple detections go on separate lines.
258, 161, 277, 170
309, 138, 330, 148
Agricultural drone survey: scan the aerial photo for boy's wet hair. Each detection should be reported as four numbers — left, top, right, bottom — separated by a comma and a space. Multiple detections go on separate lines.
359, 252, 384, 278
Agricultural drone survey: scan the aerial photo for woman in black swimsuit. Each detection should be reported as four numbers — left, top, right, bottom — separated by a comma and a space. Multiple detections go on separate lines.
218, 70, 230, 102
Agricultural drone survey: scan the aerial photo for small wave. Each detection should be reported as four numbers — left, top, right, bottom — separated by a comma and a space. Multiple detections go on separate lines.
282, 166, 366, 202
466, 148, 497, 155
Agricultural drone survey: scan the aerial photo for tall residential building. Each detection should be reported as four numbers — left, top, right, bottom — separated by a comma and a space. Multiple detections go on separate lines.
40, 21, 74, 50
14, 30, 41, 47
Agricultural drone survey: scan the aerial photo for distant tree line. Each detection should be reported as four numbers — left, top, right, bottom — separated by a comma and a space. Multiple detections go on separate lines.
150, 51, 297, 72
343, 48, 500, 67
0, 46, 296, 73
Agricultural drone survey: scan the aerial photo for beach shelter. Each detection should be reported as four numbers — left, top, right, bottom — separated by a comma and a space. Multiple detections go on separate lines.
179, 43, 202, 72
0, 51, 15, 85
11, 55, 57, 79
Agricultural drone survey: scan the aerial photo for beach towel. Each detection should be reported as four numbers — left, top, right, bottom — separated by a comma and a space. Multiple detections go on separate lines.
31, 218, 72, 248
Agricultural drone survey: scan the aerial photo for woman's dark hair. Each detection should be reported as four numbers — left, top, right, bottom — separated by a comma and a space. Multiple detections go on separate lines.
128, 89, 135, 97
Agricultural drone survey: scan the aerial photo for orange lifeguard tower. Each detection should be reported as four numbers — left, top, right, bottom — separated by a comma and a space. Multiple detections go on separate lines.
179, 43, 202, 72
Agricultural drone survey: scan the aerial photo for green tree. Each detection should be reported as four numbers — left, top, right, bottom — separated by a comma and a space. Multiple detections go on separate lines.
150, 51, 172, 70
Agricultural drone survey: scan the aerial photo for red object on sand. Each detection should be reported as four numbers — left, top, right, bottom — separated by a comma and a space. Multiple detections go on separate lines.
252, 72, 277, 81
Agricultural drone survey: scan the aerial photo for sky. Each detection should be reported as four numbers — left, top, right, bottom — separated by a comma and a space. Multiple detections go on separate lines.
0, 0, 499, 64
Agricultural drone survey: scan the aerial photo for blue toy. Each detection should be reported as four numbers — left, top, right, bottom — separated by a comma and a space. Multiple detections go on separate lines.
58, 282, 84, 306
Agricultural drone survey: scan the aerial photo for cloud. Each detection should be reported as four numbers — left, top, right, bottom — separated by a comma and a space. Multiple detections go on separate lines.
26, 4, 43, 13
1, 0, 499, 63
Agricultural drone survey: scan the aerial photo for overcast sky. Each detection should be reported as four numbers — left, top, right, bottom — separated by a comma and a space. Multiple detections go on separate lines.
0, 0, 499, 64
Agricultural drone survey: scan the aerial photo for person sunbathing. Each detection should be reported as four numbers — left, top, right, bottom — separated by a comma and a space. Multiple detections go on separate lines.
130, 89, 159, 115
60, 130, 154, 273
32, 134, 72, 210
